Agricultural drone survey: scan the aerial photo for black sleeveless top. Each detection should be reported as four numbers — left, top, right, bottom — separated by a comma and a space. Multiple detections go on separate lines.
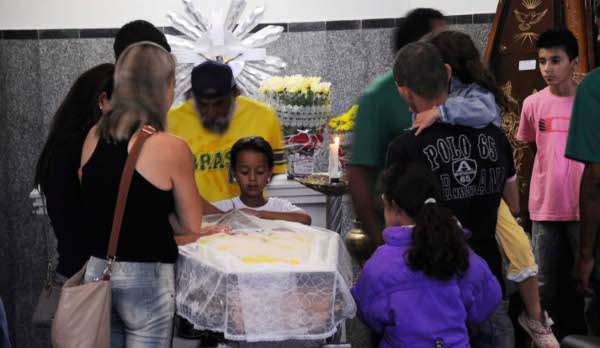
81, 137, 178, 263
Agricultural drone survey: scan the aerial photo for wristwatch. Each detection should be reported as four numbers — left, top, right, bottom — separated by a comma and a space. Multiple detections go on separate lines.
512, 212, 523, 226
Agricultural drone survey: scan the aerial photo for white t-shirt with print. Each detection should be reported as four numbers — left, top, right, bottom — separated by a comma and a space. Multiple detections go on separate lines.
213, 197, 304, 213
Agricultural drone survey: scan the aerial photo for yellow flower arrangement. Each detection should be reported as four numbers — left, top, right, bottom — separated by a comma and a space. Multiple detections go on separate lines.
260, 75, 331, 106
328, 105, 357, 132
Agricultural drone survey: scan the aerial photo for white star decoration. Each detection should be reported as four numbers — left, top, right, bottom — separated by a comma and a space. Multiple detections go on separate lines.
166, 0, 288, 101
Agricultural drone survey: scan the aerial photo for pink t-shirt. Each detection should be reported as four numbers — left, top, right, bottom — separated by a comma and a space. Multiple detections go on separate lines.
517, 87, 584, 221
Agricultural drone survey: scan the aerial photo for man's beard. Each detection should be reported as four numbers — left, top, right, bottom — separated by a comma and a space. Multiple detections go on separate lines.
200, 101, 237, 134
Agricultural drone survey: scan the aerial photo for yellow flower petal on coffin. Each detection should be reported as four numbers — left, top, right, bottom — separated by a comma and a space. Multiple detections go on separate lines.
241, 256, 300, 265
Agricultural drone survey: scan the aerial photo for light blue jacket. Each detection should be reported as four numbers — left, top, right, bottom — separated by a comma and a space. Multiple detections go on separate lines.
438, 78, 502, 128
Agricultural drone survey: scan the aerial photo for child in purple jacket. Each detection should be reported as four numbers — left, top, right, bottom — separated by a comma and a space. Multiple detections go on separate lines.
351, 162, 501, 347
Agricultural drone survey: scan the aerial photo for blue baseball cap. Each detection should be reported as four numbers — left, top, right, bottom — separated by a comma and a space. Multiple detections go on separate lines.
191, 61, 236, 100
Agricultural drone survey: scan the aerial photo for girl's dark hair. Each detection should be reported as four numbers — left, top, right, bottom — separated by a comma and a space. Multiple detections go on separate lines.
230, 136, 274, 170
428, 30, 509, 111
34, 63, 115, 193
381, 162, 469, 280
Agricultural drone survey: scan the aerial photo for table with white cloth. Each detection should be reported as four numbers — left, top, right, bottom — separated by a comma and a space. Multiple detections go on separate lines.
175, 211, 356, 344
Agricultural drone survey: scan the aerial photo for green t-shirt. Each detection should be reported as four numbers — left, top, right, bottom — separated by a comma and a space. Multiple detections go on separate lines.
349, 71, 412, 194
566, 68, 600, 279
566, 68, 600, 163
349, 71, 412, 227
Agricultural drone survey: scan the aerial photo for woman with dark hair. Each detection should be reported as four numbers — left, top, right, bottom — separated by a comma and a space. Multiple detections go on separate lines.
351, 162, 501, 347
34, 63, 114, 278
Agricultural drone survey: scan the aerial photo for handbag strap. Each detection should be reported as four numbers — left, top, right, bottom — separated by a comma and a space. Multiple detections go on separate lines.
106, 125, 156, 261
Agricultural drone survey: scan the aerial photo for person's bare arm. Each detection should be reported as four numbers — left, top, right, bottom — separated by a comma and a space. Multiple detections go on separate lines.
169, 139, 204, 235
502, 177, 520, 215
241, 209, 312, 225
348, 165, 383, 247
578, 163, 600, 294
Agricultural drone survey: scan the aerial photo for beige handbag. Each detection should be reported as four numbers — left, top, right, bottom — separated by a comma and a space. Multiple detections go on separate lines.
51, 126, 155, 348
32, 267, 65, 327
32, 218, 64, 328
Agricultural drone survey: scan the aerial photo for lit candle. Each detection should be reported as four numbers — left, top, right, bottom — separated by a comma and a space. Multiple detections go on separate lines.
328, 136, 340, 183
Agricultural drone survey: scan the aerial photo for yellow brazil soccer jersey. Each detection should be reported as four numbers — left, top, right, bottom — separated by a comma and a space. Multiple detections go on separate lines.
168, 96, 286, 202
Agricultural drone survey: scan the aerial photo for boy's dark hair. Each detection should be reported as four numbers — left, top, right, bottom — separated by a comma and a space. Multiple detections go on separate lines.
536, 28, 579, 60
393, 42, 448, 100
393, 8, 444, 53
380, 162, 469, 280
428, 30, 509, 110
230, 136, 274, 170
114, 20, 171, 60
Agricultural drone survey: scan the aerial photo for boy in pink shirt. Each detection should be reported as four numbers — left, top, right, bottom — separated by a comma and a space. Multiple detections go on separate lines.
517, 29, 585, 336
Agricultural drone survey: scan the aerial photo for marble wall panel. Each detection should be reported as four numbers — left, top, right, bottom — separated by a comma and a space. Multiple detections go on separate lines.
449, 23, 492, 55
270, 30, 330, 85
79, 38, 115, 68
362, 28, 395, 87
1, 39, 52, 348
325, 29, 369, 114
39, 39, 86, 136
0, 39, 16, 347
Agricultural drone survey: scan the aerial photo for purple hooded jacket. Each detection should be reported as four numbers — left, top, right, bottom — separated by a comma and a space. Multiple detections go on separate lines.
351, 226, 501, 348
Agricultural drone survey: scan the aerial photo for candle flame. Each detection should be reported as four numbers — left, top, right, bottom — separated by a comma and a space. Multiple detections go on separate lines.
334, 136, 340, 146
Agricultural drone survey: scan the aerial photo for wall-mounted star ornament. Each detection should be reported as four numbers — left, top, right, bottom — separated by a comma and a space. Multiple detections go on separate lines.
166, 0, 287, 101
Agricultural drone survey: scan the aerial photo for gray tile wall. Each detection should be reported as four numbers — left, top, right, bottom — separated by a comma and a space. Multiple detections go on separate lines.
0, 23, 490, 348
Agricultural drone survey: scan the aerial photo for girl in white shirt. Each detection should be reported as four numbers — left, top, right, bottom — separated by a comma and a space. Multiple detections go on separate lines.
213, 137, 312, 225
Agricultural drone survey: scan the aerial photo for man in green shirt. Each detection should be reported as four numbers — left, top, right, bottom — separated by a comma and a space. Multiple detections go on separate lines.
348, 8, 445, 247
566, 69, 600, 314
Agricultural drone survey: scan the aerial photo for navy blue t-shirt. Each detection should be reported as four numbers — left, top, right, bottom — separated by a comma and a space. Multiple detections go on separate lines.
386, 123, 516, 288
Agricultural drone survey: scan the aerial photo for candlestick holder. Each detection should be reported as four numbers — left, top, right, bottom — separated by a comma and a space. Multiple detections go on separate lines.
294, 173, 348, 233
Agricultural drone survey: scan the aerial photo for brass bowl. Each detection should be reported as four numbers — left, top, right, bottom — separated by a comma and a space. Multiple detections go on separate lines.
294, 173, 348, 196
344, 221, 372, 267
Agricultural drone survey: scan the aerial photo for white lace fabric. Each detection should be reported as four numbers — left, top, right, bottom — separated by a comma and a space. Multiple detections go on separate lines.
176, 211, 356, 342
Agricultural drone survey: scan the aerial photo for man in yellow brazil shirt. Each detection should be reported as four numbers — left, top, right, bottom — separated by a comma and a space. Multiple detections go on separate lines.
168, 61, 286, 202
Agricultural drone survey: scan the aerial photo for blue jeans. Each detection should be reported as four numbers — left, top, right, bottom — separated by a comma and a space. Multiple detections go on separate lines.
84, 257, 175, 348
470, 300, 515, 348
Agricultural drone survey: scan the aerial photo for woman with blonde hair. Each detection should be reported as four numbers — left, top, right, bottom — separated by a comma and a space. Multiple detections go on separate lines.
78, 41, 218, 347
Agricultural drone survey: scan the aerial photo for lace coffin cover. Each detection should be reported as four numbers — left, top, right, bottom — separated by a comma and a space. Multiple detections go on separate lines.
176, 211, 356, 342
